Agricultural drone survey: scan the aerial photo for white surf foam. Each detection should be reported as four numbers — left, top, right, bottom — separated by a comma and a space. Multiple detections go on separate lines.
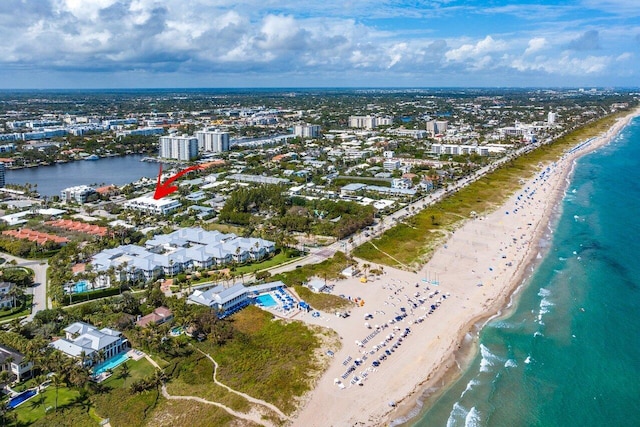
464, 407, 481, 427
447, 402, 468, 427
479, 344, 502, 372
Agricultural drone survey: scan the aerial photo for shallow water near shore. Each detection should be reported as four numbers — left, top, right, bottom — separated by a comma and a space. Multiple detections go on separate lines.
409, 118, 640, 427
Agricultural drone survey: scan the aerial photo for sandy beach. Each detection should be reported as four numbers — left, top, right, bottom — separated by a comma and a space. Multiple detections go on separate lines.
290, 109, 640, 427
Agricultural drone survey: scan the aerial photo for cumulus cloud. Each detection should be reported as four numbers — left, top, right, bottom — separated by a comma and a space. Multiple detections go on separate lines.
0, 0, 636, 86
525, 37, 547, 55
567, 30, 601, 51
444, 36, 508, 69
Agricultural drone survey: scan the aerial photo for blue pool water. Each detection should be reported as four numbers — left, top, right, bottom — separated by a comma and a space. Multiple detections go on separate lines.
92, 353, 129, 376
74, 280, 89, 293
8, 389, 37, 409
256, 294, 277, 307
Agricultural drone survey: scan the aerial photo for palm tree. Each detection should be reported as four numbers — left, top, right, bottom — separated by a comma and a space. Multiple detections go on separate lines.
52, 374, 64, 412
362, 263, 370, 280
119, 361, 131, 384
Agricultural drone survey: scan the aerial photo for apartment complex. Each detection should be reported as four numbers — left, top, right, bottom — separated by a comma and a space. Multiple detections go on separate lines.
159, 135, 198, 160
348, 115, 393, 129
195, 129, 230, 153
60, 185, 96, 204
91, 227, 275, 283
293, 124, 321, 138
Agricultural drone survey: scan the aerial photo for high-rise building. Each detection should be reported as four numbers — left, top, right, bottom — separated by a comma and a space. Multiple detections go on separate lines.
548, 112, 557, 124
293, 124, 321, 138
159, 135, 199, 160
348, 115, 393, 129
194, 130, 230, 153
0, 163, 4, 188
426, 120, 448, 136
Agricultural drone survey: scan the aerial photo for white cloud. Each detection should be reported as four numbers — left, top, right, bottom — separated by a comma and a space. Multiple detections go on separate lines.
0, 0, 637, 86
445, 36, 508, 66
525, 38, 547, 55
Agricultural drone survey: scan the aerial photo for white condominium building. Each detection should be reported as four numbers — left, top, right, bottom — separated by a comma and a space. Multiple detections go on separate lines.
293, 124, 321, 138
124, 196, 182, 215
159, 135, 199, 160
348, 115, 393, 129
195, 130, 230, 153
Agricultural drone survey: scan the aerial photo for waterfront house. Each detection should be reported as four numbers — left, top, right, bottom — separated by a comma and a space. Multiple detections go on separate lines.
50, 322, 128, 366
0, 345, 33, 382
136, 306, 174, 328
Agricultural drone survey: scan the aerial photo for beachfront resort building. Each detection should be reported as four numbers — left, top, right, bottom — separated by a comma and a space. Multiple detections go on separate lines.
159, 134, 199, 160
188, 283, 250, 314
188, 281, 286, 317
50, 322, 128, 366
90, 227, 275, 284
123, 196, 182, 215
0, 344, 33, 382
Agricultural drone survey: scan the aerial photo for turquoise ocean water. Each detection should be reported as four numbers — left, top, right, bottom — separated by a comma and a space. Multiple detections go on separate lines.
410, 117, 640, 427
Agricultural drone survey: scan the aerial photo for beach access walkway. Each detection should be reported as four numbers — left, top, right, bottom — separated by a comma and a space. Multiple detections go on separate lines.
155, 346, 289, 427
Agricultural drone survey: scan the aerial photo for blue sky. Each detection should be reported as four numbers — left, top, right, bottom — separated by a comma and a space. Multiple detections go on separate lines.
1, 0, 639, 88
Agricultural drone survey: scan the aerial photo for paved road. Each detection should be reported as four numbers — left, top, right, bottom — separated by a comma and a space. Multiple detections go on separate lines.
0, 253, 49, 321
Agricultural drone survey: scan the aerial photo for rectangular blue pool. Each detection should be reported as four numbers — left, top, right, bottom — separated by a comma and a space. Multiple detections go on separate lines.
92, 353, 129, 376
8, 389, 37, 409
256, 293, 277, 307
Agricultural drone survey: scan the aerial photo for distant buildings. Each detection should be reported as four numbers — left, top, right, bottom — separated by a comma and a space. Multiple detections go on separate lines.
60, 185, 96, 204
431, 143, 509, 156
426, 120, 448, 136
159, 135, 198, 160
293, 124, 321, 138
348, 115, 393, 129
123, 196, 182, 215
195, 130, 230, 153
116, 127, 164, 138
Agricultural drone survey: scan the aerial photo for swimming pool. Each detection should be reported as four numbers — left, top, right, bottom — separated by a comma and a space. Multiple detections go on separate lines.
8, 389, 37, 409
256, 293, 277, 307
74, 280, 89, 293
92, 352, 129, 376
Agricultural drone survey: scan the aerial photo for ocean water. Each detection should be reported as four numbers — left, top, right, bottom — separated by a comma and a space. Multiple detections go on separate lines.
411, 117, 640, 427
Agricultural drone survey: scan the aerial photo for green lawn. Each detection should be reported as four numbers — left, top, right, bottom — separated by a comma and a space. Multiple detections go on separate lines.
13, 385, 81, 425
234, 249, 302, 275
195, 306, 326, 415
293, 285, 351, 312
0, 295, 33, 322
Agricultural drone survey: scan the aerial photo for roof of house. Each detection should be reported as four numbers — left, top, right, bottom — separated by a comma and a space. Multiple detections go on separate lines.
51, 321, 122, 357
136, 306, 173, 327
0, 344, 25, 364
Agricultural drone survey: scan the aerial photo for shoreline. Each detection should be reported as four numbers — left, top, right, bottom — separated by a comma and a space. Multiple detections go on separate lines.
291, 109, 640, 427
386, 108, 640, 427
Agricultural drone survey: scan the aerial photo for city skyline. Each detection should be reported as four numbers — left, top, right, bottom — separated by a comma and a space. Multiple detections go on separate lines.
1, 0, 639, 89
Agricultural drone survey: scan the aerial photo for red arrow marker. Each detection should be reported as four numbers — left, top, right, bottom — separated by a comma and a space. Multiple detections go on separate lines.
153, 164, 203, 200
